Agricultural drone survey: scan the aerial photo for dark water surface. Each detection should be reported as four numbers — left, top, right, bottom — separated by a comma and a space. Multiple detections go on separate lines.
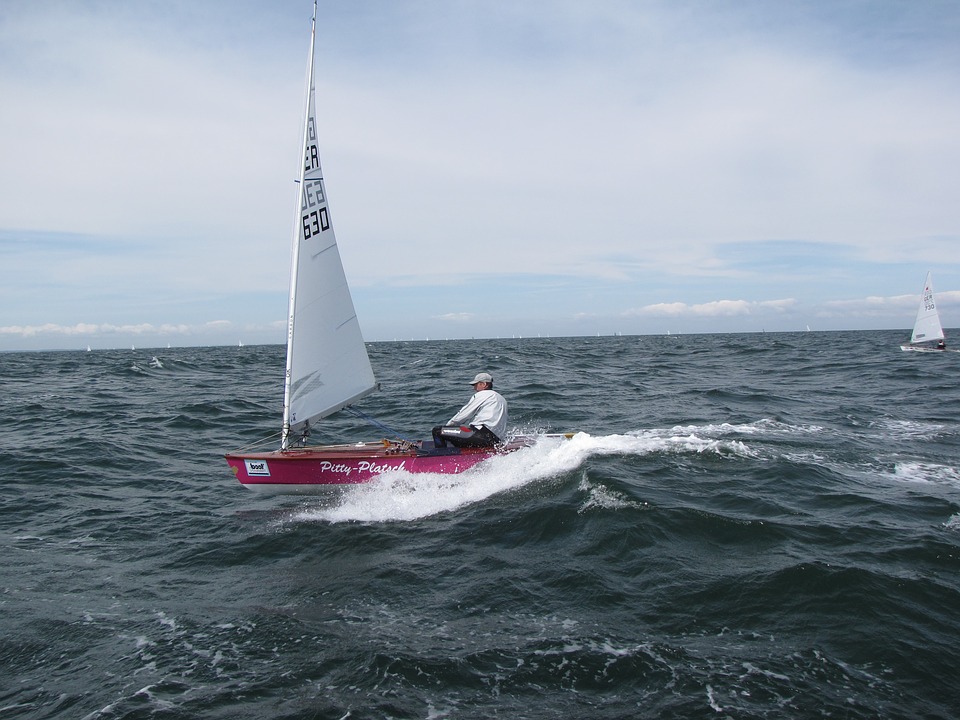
2, 331, 959, 718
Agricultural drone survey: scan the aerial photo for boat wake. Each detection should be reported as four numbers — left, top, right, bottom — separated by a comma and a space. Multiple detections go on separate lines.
289, 426, 759, 524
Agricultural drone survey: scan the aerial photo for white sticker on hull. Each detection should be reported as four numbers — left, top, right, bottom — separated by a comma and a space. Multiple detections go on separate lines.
245, 459, 271, 476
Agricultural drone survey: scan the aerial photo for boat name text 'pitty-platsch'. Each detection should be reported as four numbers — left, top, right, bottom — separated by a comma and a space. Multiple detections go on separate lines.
319, 460, 406, 477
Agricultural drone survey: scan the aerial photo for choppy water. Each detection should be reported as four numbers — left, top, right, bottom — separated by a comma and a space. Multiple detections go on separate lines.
2, 331, 959, 718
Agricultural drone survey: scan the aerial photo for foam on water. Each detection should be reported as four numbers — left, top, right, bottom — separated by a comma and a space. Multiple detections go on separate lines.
291, 427, 761, 523
877, 418, 948, 440
577, 477, 648, 514
291, 434, 587, 523
668, 418, 825, 437
889, 461, 960, 487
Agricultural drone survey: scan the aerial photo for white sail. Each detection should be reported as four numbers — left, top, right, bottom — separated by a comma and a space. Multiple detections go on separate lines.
910, 271, 945, 344
281, 5, 376, 446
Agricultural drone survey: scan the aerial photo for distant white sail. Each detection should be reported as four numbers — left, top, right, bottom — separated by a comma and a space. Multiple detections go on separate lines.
910, 271, 945, 344
281, 12, 376, 446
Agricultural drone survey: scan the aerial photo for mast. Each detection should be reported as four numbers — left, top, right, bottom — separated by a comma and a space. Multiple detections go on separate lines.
279, 1, 377, 448
281, 2, 318, 449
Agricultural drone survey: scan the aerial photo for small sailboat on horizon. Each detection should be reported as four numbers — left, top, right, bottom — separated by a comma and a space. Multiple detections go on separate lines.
900, 271, 950, 352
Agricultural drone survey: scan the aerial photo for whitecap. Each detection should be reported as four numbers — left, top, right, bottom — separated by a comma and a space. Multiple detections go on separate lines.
877, 419, 947, 440
890, 461, 960, 487
577, 477, 647, 514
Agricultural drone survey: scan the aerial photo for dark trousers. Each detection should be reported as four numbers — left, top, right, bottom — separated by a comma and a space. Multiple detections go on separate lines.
432, 424, 500, 448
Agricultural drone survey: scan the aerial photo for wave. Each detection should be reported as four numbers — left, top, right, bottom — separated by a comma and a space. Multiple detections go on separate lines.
288, 426, 784, 524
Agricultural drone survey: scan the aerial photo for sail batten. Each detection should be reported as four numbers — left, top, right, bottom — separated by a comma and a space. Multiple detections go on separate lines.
281, 2, 377, 447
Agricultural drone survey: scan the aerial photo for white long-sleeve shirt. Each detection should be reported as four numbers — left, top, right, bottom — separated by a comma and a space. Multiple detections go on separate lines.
447, 389, 508, 440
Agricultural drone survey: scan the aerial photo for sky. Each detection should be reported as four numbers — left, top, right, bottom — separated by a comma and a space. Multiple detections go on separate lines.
2, 0, 960, 351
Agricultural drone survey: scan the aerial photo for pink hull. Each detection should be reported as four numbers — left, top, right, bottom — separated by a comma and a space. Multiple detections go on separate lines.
225, 440, 508, 494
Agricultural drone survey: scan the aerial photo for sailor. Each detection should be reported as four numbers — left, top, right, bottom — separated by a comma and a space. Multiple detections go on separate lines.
432, 372, 508, 448
937, 339, 946, 350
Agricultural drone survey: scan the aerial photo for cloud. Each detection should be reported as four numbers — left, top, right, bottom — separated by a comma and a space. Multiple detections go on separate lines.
0, 320, 238, 338
819, 290, 960, 318
627, 298, 797, 318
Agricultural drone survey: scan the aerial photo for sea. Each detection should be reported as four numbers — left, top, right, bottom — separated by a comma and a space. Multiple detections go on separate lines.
2, 330, 959, 719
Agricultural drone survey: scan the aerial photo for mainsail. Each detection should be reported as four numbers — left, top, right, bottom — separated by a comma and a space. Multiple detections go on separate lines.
910, 271, 944, 344
281, 5, 376, 447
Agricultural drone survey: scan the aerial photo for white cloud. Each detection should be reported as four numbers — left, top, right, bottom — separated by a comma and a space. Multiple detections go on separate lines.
627, 298, 796, 318
819, 290, 960, 318
631, 303, 688, 318
0, 321, 234, 338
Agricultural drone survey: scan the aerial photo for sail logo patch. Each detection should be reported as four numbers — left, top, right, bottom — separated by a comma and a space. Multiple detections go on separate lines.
244, 459, 271, 477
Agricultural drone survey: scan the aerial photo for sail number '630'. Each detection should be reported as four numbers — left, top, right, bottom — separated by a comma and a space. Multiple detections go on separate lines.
303, 206, 329, 239
301, 178, 329, 239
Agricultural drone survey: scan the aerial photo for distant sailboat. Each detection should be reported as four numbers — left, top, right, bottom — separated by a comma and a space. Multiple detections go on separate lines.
900, 271, 948, 352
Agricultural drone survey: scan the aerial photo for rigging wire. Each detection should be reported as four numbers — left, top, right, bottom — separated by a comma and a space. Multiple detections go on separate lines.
231, 430, 285, 453
230, 409, 409, 452
345, 407, 410, 441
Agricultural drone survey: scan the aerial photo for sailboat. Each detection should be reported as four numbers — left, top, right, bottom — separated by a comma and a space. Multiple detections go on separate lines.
225, 5, 561, 493
900, 271, 948, 352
